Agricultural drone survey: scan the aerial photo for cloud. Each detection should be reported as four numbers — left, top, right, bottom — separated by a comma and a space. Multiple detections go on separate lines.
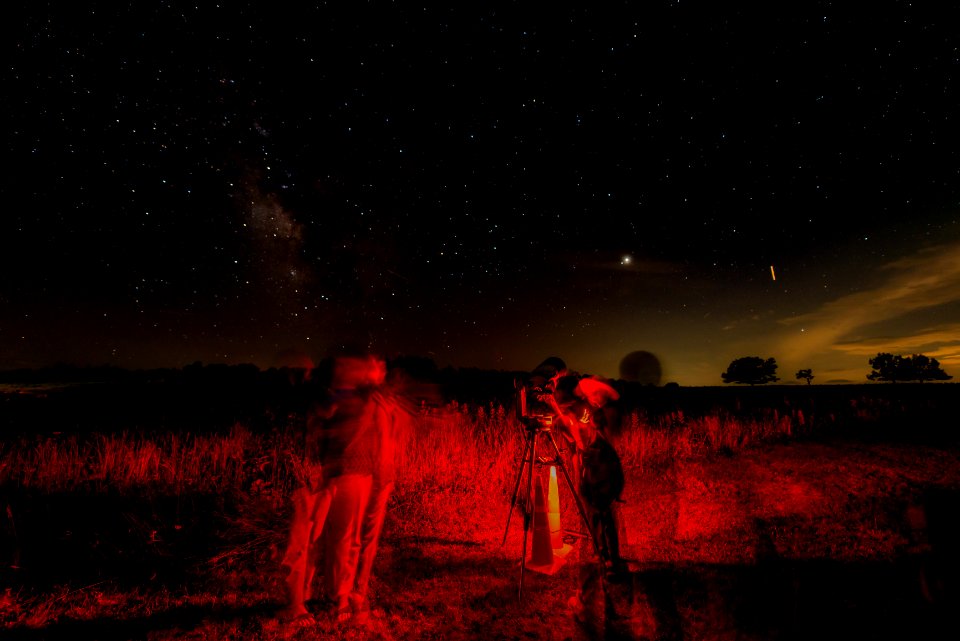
832, 324, 960, 357
772, 241, 960, 374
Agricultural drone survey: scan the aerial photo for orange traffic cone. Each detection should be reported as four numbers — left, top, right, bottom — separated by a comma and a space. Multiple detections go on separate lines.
547, 465, 573, 558
527, 471, 567, 575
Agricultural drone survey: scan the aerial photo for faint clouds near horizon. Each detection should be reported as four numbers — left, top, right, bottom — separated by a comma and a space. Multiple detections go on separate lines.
771, 240, 960, 383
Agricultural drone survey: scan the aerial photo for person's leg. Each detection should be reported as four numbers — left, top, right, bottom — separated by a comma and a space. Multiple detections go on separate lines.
352, 479, 394, 617
323, 474, 373, 621
280, 487, 318, 618
302, 485, 333, 603
603, 504, 628, 575
570, 505, 606, 634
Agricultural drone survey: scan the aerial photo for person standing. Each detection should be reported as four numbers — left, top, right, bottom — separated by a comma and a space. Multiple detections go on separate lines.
278, 368, 335, 628
572, 376, 626, 577
349, 356, 408, 624
279, 351, 405, 628
544, 373, 627, 629
317, 353, 383, 624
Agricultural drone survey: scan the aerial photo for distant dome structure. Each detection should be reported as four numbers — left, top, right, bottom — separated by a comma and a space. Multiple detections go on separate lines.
619, 350, 662, 386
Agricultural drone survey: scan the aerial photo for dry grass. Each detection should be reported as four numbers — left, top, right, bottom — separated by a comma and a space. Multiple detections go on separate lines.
0, 402, 814, 497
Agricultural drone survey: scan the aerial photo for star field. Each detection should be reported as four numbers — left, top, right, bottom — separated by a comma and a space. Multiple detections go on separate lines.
3, 3, 960, 385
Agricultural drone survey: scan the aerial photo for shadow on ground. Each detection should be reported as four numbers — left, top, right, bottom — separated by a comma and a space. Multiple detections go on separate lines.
593, 554, 957, 641
593, 488, 960, 640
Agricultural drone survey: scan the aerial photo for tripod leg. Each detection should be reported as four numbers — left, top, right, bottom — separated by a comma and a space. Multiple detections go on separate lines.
501, 431, 534, 546
518, 430, 539, 601
545, 432, 602, 559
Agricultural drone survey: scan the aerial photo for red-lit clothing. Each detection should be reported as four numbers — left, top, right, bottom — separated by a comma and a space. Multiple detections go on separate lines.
550, 387, 625, 569
319, 388, 380, 479
351, 390, 402, 617
280, 353, 400, 624
320, 385, 402, 620
280, 406, 333, 615
553, 391, 628, 633
352, 477, 393, 609
316, 385, 378, 615
368, 391, 400, 485
322, 472, 373, 608
280, 479, 332, 610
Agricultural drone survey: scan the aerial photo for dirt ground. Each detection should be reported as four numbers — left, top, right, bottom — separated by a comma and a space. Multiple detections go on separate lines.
321, 434, 960, 641
593, 437, 960, 640
457, 436, 960, 640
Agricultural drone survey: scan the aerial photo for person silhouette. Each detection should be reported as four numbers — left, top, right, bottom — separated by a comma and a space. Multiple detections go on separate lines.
278, 364, 335, 628
348, 354, 408, 625
279, 351, 398, 628
542, 370, 628, 629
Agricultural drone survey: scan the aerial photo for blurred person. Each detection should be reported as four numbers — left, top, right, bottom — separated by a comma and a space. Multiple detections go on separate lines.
348, 355, 409, 625
572, 376, 626, 576
531, 356, 570, 395
279, 350, 394, 628
278, 366, 333, 628
521, 356, 574, 434
317, 352, 383, 624
543, 372, 627, 628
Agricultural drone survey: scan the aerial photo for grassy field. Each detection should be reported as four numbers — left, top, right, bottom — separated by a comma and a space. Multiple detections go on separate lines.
2, 383, 959, 640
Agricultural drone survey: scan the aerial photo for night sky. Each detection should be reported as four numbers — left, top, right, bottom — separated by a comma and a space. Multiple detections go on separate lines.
4, 3, 960, 386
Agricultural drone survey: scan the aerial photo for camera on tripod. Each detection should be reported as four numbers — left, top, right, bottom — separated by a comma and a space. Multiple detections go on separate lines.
514, 377, 555, 429
505, 365, 604, 600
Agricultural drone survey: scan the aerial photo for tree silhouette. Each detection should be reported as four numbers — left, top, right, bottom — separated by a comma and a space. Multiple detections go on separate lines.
867, 353, 907, 382
911, 354, 953, 382
867, 352, 952, 383
721, 356, 780, 385
795, 368, 814, 385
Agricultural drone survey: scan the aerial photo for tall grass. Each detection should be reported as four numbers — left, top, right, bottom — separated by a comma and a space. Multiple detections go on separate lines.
396, 402, 515, 494
616, 407, 811, 470
0, 401, 815, 501
1, 425, 261, 494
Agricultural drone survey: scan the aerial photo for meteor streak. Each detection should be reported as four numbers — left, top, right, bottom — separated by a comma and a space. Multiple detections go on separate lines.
770, 265, 776, 281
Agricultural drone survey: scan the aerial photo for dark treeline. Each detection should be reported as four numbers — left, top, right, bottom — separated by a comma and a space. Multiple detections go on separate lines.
0, 363, 300, 434
614, 381, 959, 445
1, 362, 957, 440
0, 360, 522, 434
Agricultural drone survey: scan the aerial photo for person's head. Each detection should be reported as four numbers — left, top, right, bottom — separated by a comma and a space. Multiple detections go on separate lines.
330, 348, 387, 390
367, 355, 387, 386
331, 356, 371, 390
574, 376, 619, 409
534, 356, 567, 377
533, 356, 568, 393
553, 374, 581, 405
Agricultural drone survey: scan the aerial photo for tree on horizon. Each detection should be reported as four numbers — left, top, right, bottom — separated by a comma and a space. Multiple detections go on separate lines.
867, 353, 952, 383
910, 354, 953, 382
721, 357, 780, 386
795, 368, 814, 385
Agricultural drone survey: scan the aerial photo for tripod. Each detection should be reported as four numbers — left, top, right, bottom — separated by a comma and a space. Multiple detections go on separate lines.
501, 414, 602, 601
